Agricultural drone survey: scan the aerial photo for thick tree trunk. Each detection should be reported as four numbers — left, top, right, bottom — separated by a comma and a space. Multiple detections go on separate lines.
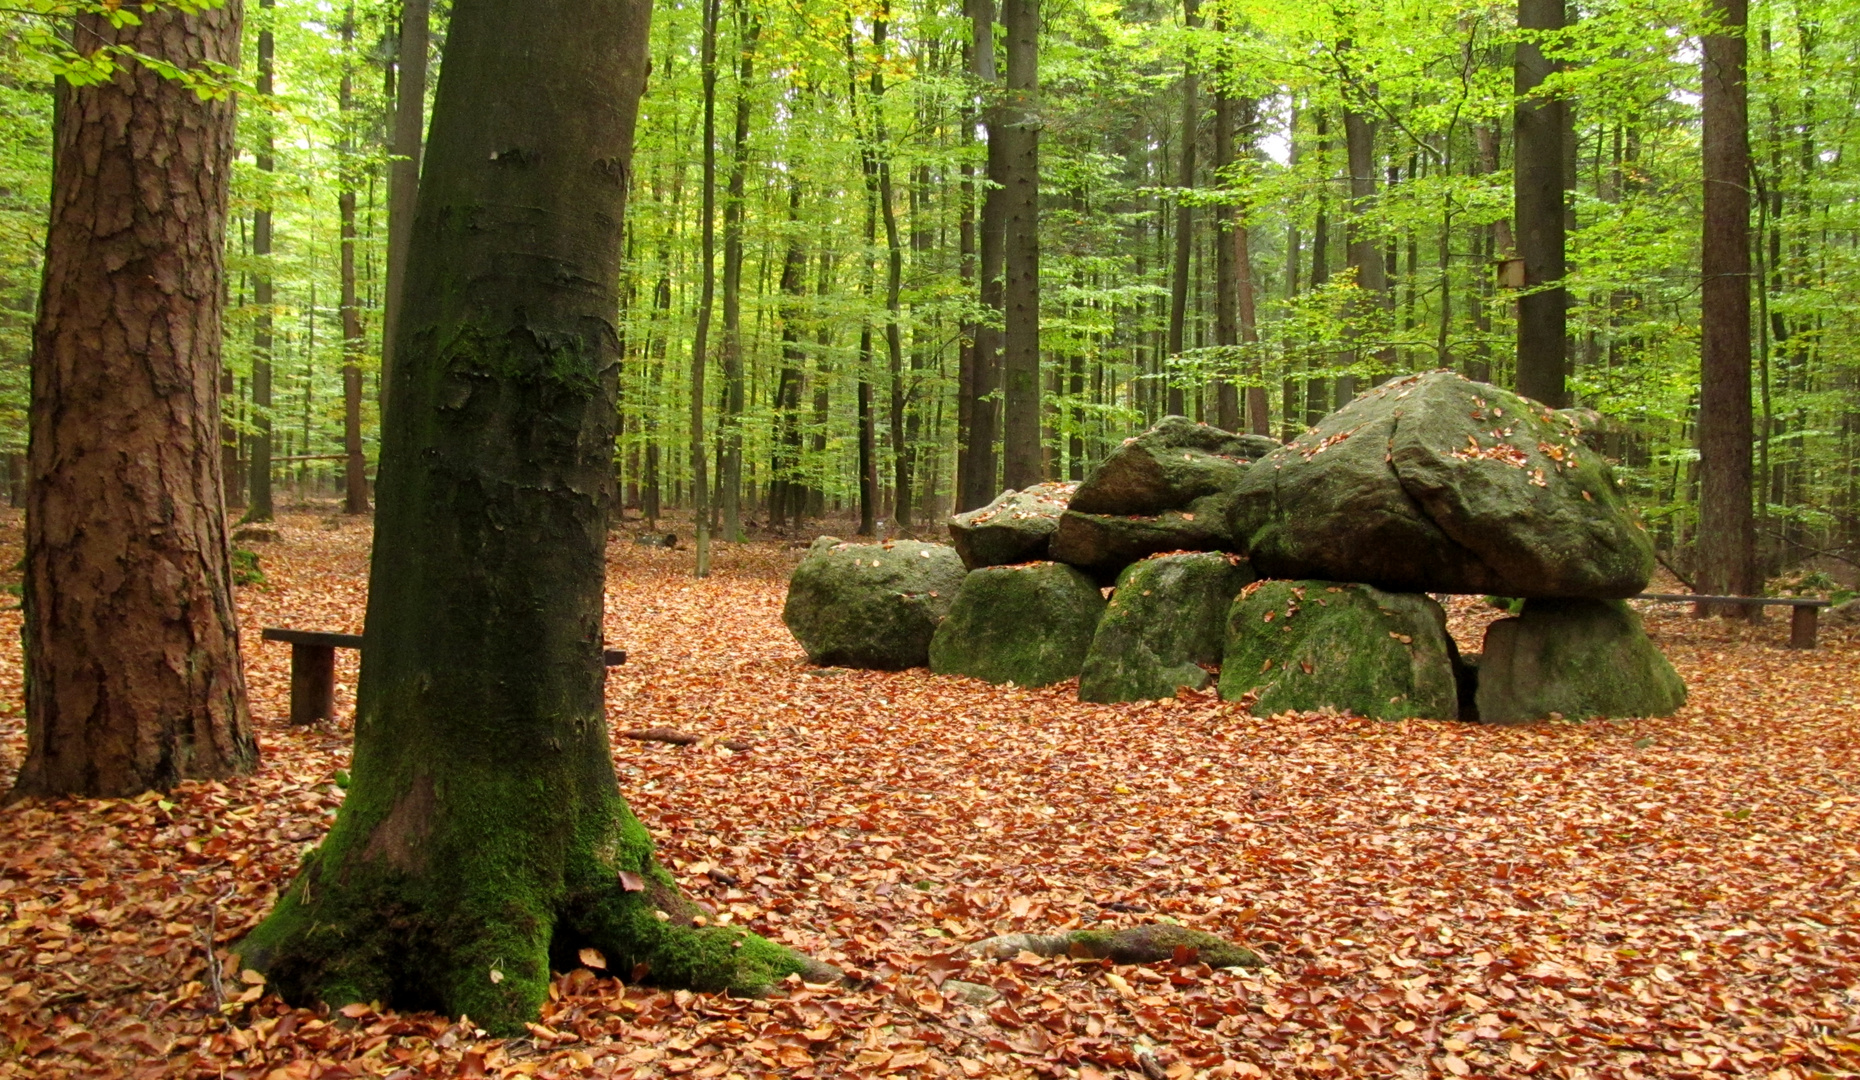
999, 0, 1041, 489
237, 0, 829, 1033
1515, 0, 1569, 407
718, 6, 756, 542
16, 4, 255, 799
339, 7, 369, 516
247, 0, 277, 522
380, 0, 429, 420
1697, 0, 1756, 610
965, 0, 1004, 509
1166, 0, 1199, 419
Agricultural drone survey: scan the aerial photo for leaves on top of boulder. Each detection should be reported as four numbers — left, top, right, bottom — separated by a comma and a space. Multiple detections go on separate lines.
947, 482, 1075, 570
1070, 416, 1275, 517
1231, 372, 1654, 598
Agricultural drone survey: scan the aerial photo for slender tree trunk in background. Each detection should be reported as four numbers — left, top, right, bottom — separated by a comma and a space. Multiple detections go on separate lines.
1211, 79, 1240, 431
909, 160, 932, 521
221, 368, 244, 508
1166, 0, 1199, 419
873, 12, 912, 528
1233, 112, 1269, 435
1281, 102, 1301, 440
718, 7, 756, 542
339, 7, 369, 515
1697, 0, 1757, 610
966, 0, 1003, 508
999, 0, 1041, 488
1515, 0, 1569, 407
1341, 90, 1384, 405
15, 3, 255, 798
807, 251, 834, 518
247, 0, 277, 522
691, 0, 719, 574
956, 111, 977, 508
236, 0, 833, 1033
1305, 110, 1332, 426
644, 246, 671, 529
1472, 123, 1509, 384
772, 176, 807, 531
381, 0, 428, 418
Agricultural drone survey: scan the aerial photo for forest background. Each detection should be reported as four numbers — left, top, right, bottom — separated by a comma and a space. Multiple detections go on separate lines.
0, 0, 1855, 584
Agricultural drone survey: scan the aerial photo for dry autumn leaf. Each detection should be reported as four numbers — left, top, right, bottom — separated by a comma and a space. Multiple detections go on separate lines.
0, 513, 1853, 1078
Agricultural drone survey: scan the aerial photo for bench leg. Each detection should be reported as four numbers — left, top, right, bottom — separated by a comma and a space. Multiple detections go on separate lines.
290, 643, 337, 725
1790, 606, 1819, 649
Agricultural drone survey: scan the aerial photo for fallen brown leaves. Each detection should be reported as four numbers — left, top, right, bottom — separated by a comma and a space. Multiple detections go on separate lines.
0, 509, 1856, 1079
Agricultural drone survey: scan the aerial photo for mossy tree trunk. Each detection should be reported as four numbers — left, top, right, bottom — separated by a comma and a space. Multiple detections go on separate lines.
238, 0, 827, 1034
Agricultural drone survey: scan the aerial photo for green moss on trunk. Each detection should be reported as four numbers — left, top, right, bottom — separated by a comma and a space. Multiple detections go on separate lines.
236, 0, 829, 1036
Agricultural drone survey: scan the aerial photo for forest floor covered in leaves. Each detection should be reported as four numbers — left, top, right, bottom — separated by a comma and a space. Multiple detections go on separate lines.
0, 507, 1855, 1079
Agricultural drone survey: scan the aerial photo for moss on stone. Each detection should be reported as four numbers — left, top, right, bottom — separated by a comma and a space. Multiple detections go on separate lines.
1219, 580, 1460, 720
929, 562, 1106, 687
1475, 598, 1687, 723
1079, 552, 1255, 703
947, 483, 1075, 569
781, 538, 968, 669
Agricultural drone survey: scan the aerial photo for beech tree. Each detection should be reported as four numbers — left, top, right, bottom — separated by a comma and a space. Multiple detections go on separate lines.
13, 3, 256, 799
236, 0, 834, 1032
1514, 0, 1568, 408
1696, 0, 1756, 605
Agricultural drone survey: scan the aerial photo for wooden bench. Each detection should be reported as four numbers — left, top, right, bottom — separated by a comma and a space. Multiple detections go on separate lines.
261, 628, 628, 725
1633, 594, 1833, 649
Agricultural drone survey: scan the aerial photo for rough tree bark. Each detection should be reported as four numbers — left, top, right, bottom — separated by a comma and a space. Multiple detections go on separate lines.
236, 0, 833, 1032
15, 4, 255, 798
1515, 0, 1569, 407
999, 0, 1041, 489
381, 0, 429, 421
1697, 0, 1757, 610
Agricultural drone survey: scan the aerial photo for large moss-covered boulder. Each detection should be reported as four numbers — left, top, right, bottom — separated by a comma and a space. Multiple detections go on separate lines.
1079, 552, 1256, 703
1219, 580, 1460, 720
1049, 494, 1237, 579
929, 562, 1106, 687
1070, 415, 1278, 516
1475, 598, 1686, 723
947, 482, 1075, 570
1230, 372, 1653, 598
782, 537, 968, 669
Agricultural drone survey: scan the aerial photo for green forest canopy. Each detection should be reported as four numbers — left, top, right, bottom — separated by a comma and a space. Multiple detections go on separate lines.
0, 0, 1855, 577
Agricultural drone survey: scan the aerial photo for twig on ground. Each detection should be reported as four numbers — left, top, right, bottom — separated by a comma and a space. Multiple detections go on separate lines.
206, 889, 232, 1012
621, 728, 754, 752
